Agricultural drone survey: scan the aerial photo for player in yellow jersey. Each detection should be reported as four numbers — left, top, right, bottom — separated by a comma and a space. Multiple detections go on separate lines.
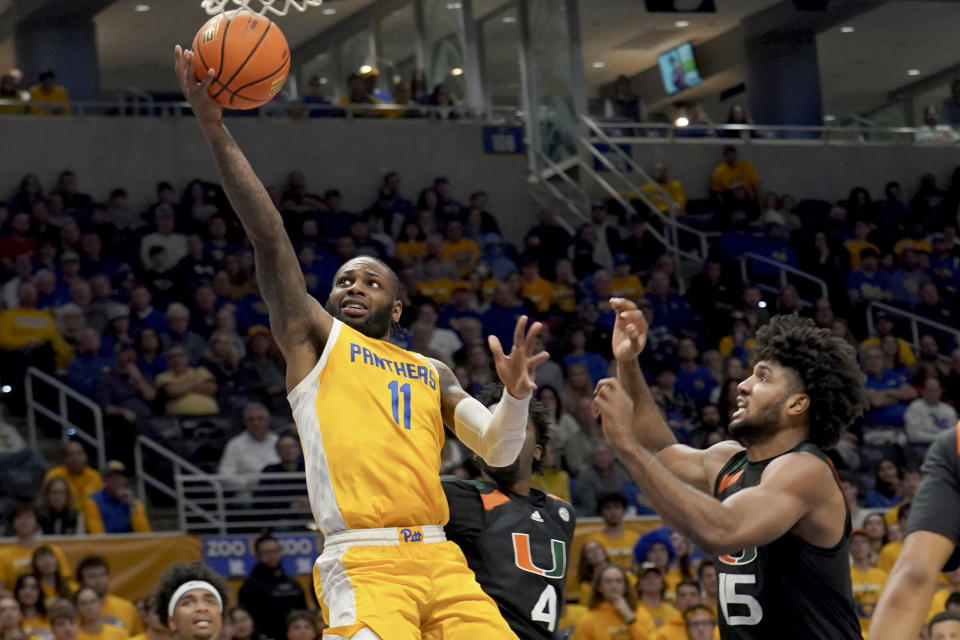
175, 47, 549, 640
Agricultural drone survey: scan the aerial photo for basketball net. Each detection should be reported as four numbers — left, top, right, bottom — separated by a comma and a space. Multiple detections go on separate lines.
200, 0, 323, 17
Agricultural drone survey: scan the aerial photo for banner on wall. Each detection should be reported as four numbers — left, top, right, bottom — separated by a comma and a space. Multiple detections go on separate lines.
482, 126, 526, 155
202, 533, 323, 578
55, 534, 203, 602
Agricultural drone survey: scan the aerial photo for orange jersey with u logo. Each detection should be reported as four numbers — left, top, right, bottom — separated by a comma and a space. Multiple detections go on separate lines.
288, 319, 449, 533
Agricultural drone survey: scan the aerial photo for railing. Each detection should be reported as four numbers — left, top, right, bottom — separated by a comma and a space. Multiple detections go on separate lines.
586, 120, 959, 145
175, 471, 313, 534
532, 147, 590, 233
865, 302, 960, 356
737, 253, 829, 308
133, 435, 223, 532
581, 115, 716, 260
25, 367, 105, 471
0, 99, 524, 123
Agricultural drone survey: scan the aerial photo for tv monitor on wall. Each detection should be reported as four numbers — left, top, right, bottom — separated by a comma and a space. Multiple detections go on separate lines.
658, 42, 703, 95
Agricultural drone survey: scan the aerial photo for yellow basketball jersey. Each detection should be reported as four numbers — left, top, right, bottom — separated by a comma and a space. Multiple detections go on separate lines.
288, 319, 449, 533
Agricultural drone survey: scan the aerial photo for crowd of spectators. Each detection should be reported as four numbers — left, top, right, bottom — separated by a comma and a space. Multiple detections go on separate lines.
2, 130, 960, 636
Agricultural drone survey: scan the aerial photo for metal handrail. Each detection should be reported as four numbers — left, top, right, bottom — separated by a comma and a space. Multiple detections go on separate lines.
25, 367, 105, 471
0, 99, 524, 122
176, 471, 312, 534
581, 115, 714, 260
134, 435, 219, 532
738, 252, 829, 307
586, 121, 957, 145
865, 301, 960, 356
532, 147, 589, 232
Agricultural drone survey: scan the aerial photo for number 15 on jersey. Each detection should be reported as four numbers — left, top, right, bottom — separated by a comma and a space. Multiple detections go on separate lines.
388, 380, 412, 430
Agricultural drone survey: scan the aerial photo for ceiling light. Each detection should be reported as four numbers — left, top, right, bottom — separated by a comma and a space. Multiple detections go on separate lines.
675, 20, 690, 28
675, 115, 689, 127
359, 65, 373, 74
907, 69, 921, 76
823, 114, 836, 122
840, 26, 854, 33
592, 61, 606, 69
319, 77, 328, 85
446, 2, 461, 8
321, 7, 336, 14
451, 67, 464, 76
134, 4, 150, 11
501, 15, 516, 23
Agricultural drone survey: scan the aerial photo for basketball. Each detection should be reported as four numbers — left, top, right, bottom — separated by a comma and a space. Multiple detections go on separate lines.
191, 10, 290, 109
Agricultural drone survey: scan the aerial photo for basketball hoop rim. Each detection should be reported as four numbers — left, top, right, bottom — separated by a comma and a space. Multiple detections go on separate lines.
200, 0, 324, 17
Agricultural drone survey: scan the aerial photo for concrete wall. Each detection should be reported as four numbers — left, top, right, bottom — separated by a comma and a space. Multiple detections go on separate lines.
0, 115, 535, 242
620, 139, 960, 203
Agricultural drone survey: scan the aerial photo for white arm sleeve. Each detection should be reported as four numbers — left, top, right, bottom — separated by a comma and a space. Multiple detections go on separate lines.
453, 388, 531, 468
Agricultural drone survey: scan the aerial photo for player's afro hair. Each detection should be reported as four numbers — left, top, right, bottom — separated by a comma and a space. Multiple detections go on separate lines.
478, 383, 551, 472
753, 314, 866, 449
154, 562, 229, 626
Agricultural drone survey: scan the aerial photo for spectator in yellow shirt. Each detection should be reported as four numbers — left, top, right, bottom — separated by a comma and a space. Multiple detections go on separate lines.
44, 441, 103, 507
641, 163, 686, 215
154, 347, 218, 416
440, 220, 480, 277
531, 443, 571, 503
710, 146, 761, 200
655, 583, 720, 640
83, 461, 151, 534
585, 493, 641, 571
0, 281, 75, 369
850, 529, 888, 635
76, 556, 143, 636
29, 71, 71, 116
0, 505, 71, 590
844, 220, 880, 270
520, 257, 554, 313
33, 545, 77, 609
573, 564, 656, 640
636, 563, 682, 630
611, 254, 645, 301
50, 603, 80, 640
74, 587, 128, 640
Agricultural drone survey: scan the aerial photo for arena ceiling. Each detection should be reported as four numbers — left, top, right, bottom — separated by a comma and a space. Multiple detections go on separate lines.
0, 0, 958, 119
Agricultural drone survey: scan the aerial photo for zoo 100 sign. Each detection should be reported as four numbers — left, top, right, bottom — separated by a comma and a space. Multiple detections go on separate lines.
202, 534, 323, 577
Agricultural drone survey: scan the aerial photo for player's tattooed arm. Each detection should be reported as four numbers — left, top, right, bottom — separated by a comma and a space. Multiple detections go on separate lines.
174, 46, 332, 369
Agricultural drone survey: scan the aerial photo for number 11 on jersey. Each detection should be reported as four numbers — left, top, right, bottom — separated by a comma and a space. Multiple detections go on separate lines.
388, 380, 412, 430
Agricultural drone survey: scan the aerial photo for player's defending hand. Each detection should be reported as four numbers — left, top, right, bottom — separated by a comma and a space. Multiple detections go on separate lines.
173, 45, 222, 128
611, 297, 648, 362
489, 315, 550, 399
593, 378, 636, 451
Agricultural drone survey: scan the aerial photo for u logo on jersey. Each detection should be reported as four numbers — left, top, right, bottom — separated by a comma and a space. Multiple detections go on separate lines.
718, 547, 757, 566
512, 533, 566, 579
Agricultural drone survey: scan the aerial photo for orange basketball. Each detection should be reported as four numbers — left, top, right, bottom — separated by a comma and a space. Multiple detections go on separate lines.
191, 10, 290, 110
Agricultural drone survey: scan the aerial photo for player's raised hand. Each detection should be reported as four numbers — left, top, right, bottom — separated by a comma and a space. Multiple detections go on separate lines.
593, 378, 636, 451
610, 297, 648, 362
489, 315, 550, 399
173, 45, 221, 127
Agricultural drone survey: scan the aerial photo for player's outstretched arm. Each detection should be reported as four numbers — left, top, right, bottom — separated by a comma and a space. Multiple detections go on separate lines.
610, 298, 740, 492
868, 531, 953, 640
174, 46, 331, 384
434, 315, 549, 467
593, 378, 832, 555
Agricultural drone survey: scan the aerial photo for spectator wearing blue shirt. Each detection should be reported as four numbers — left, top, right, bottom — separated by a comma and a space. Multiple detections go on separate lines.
928, 232, 960, 295
437, 286, 481, 332
861, 345, 917, 440
128, 285, 168, 336
846, 247, 893, 307
645, 269, 696, 332
479, 234, 517, 280
864, 459, 905, 509
480, 283, 527, 352
135, 327, 168, 380
162, 303, 207, 364
675, 339, 718, 408
636, 298, 678, 376
562, 325, 608, 387
34, 269, 70, 309
889, 247, 932, 307
66, 328, 114, 396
